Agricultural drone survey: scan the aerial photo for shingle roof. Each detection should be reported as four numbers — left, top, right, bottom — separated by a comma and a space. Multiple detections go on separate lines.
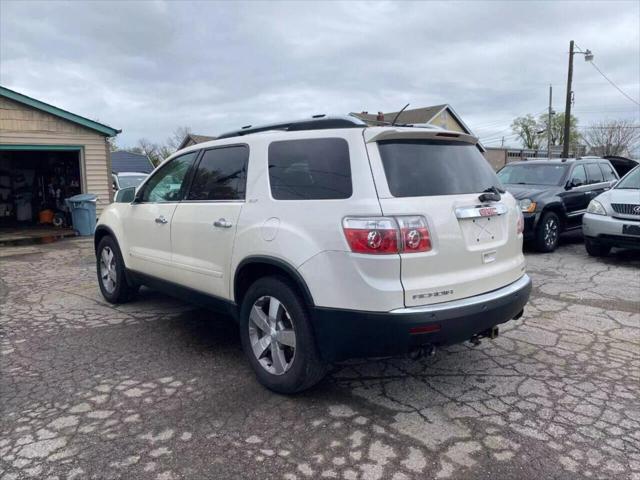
178, 134, 217, 150
351, 104, 485, 152
111, 151, 154, 174
353, 105, 447, 125
0, 85, 120, 137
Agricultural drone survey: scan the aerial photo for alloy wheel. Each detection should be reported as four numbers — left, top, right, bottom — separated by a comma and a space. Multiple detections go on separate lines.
544, 218, 558, 248
99, 246, 117, 294
248, 296, 296, 375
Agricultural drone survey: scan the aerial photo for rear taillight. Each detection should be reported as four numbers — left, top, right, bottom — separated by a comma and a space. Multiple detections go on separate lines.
343, 216, 431, 254
343, 217, 399, 254
396, 216, 431, 252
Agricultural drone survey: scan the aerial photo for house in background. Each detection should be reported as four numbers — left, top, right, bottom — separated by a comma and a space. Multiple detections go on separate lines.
110, 151, 154, 174
352, 105, 486, 152
178, 133, 216, 150
0, 86, 119, 224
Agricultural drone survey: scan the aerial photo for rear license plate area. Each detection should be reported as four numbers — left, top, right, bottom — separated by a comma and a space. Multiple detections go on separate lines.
465, 217, 499, 245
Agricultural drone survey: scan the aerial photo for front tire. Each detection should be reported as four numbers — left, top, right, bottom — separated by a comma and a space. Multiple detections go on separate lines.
534, 211, 561, 252
239, 276, 327, 394
96, 236, 138, 304
585, 238, 611, 257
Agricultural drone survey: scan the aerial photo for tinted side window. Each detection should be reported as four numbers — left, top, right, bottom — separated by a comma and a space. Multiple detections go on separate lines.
599, 163, 617, 181
570, 165, 587, 185
141, 152, 197, 202
585, 163, 604, 184
268, 138, 352, 200
187, 146, 248, 201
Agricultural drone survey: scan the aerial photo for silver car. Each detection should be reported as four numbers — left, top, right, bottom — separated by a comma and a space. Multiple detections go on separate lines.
582, 165, 640, 256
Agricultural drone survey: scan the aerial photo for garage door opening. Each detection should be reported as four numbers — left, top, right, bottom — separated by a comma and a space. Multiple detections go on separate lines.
0, 149, 82, 234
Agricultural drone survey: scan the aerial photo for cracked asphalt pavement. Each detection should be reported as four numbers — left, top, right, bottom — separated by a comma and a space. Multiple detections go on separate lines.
1, 235, 639, 479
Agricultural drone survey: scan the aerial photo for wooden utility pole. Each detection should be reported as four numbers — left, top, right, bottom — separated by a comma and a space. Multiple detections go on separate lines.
547, 84, 553, 158
562, 40, 574, 158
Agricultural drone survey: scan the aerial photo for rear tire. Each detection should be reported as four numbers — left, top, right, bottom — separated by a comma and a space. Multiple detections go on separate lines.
239, 276, 327, 394
96, 236, 138, 304
534, 211, 561, 252
585, 238, 611, 257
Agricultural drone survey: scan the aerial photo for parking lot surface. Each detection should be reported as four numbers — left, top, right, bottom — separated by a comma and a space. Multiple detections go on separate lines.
1, 236, 639, 480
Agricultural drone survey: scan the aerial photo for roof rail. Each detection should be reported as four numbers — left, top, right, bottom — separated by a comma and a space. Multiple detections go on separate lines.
217, 114, 367, 139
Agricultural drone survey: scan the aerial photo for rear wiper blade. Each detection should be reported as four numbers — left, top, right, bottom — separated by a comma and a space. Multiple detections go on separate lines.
482, 185, 506, 194
479, 186, 502, 202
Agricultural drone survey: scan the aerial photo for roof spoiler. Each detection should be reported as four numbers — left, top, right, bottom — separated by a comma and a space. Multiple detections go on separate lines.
218, 115, 367, 139
364, 127, 478, 145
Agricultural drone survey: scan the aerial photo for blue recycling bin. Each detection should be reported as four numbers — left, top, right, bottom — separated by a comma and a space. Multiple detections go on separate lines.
65, 193, 97, 236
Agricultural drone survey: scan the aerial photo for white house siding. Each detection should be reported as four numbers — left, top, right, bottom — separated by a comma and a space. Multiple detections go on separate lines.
0, 96, 113, 214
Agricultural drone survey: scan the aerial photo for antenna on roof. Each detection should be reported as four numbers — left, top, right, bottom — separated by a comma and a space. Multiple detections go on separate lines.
391, 103, 410, 126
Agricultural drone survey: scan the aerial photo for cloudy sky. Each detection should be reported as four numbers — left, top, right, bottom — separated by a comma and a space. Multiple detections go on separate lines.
1, 0, 638, 148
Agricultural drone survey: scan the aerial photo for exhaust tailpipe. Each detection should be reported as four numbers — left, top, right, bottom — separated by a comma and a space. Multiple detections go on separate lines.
407, 344, 436, 360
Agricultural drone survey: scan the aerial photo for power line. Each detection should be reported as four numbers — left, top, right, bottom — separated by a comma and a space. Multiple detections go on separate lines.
572, 108, 640, 114
588, 61, 640, 106
475, 108, 549, 140
479, 129, 515, 142
576, 125, 640, 130
481, 133, 519, 143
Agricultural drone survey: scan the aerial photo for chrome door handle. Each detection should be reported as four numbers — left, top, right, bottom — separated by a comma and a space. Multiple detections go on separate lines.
155, 216, 168, 224
213, 218, 232, 228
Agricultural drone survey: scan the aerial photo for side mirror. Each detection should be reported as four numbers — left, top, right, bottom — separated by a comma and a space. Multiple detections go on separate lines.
566, 178, 583, 189
133, 188, 145, 203
114, 186, 136, 203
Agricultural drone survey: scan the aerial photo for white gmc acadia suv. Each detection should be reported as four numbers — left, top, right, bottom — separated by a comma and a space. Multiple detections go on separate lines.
95, 116, 532, 393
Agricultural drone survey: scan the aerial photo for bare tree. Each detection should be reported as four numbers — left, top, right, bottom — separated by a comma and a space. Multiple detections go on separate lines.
166, 126, 192, 152
157, 145, 174, 163
582, 119, 640, 157
132, 138, 162, 166
126, 126, 194, 166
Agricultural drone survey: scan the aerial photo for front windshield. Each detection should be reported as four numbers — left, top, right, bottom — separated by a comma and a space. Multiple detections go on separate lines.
497, 163, 567, 186
615, 167, 640, 190
118, 175, 147, 189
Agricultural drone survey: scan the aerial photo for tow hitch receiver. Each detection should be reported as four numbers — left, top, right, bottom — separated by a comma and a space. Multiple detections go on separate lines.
470, 326, 500, 346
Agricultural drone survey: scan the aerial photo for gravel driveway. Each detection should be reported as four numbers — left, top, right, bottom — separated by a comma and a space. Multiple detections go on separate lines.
1, 235, 638, 480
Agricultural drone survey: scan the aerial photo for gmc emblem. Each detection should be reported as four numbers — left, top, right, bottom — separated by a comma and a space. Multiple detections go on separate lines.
479, 207, 497, 217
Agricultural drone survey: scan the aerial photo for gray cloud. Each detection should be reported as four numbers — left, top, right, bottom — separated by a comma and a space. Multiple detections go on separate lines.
1, 0, 638, 148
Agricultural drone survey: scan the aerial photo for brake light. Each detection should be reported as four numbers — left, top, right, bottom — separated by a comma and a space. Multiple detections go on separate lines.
396, 216, 431, 252
343, 216, 431, 254
343, 217, 399, 254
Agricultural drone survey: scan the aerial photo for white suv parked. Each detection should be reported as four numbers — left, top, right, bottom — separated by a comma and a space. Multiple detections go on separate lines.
95, 116, 532, 393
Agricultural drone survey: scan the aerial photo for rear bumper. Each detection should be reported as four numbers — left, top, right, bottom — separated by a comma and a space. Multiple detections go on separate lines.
310, 274, 532, 362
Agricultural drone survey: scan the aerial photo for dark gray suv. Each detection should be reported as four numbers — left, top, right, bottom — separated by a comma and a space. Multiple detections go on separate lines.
497, 157, 619, 252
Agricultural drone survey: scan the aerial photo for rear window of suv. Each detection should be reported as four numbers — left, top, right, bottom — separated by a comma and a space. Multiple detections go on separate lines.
378, 140, 501, 197
268, 138, 352, 200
